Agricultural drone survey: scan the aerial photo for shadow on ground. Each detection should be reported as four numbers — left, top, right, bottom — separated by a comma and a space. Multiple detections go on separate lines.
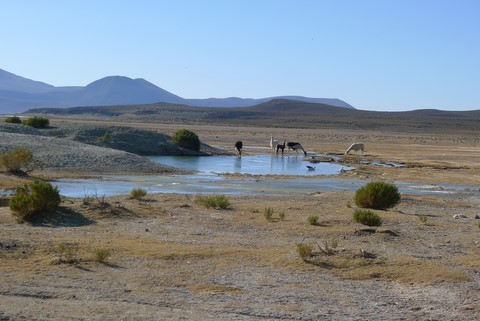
32, 206, 95, 227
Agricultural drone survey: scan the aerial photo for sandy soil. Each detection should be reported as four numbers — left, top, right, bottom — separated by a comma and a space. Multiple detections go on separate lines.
1, 120, 480, 320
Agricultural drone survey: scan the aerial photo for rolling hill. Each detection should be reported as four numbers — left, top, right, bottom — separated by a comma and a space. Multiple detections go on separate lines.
25, 98, 480, 133
0, 68, 353, 113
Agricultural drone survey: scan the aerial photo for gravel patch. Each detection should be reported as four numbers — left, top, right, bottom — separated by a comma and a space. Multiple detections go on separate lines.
0, 132, 181, 174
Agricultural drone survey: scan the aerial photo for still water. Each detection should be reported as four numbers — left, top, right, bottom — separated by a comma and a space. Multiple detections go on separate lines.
48, 155, 477, 197
148, 155, 347, 176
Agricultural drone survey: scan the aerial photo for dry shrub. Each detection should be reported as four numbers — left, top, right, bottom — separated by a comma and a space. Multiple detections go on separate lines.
93, 248, 111, 263
130, 187, 147, 200
0, 147, 33, 173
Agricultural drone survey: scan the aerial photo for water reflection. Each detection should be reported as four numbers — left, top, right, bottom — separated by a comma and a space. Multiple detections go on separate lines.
148, 155, 346, 176
234, 156, 242, 170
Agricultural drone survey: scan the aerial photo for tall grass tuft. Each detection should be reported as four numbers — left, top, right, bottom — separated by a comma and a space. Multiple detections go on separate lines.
196, 195, 230, 209
263, 207, 274, 221
93, 248, 111, 263
130, 187, 147, 200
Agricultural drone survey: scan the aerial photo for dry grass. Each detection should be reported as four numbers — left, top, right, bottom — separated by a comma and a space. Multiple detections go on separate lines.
2, 121, 480, 319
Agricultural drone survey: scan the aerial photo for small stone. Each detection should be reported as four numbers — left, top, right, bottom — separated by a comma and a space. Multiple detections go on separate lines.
453, 214, 467, 219
475, 214, 480, 219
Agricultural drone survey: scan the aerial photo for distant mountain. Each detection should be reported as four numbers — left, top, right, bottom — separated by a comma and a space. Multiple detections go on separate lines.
0, 68, 354, 114
0, 68, 54, 93
185, 96, 353, 109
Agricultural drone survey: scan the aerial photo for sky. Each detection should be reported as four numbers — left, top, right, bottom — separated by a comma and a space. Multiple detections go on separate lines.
1, 0, 479, 111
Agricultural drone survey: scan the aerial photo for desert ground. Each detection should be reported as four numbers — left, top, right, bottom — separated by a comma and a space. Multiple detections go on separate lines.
1, 117, 480, 320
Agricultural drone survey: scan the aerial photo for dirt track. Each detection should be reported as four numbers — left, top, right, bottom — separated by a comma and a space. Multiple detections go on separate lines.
1, 119, 480, 320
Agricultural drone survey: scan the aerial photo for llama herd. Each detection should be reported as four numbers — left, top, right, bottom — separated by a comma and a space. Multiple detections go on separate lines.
234, 136, 364, 157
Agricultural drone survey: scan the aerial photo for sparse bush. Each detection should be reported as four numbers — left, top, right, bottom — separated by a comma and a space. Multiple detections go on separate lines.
418, 215, 428, 223
172, 129, 201, 151
22, 116, 49, 128
317, 239, 339, 255
279, 210, 286, 221
196, 195, 230, 209
53, 243, 76, 264
307, 215, 319, 225
264, 207, 274, 221
93, 248, 111, 263
100, 132, 111, 142
296, 242, 314, 259
5, 115, 21, 124
354, 181, 401, 210
130, 187, 147, 200
9, 180, 61, 223
353, 209, 382, 226
0, 147, 33, 173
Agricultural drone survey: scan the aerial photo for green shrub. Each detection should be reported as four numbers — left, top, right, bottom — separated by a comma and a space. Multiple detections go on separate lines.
196, 195, 230, 209
307, 215, 319, 225
22, 116, 50, 128
5, 115, 21, 124
354, 181, 401, 210
353, 209, 382, 226
100, 132, 111, 142
264, 207, 274, 221
9, 180, 61, 223
93, 248, 111, 263
130, 187, 147, 200
278, 210, 286, 221
0, 147, 33, 173
172, 129, 201, 151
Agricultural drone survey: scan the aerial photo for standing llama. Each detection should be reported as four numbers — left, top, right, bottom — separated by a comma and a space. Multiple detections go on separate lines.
276, 141, 286, 155
234, 141, 243, 156
270, 136, 279, 154
345, 142, 365, 155
287, 142, 307, 156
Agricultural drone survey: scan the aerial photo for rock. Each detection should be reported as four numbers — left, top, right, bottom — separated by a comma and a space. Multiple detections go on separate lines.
474, 214, 480, 219
453, 214, 468, 219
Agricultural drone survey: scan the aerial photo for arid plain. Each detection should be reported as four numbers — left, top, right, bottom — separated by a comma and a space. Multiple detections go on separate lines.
1, 111, 480, 320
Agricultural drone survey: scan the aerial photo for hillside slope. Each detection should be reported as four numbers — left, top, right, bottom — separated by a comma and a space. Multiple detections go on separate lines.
24, 99, 480, 133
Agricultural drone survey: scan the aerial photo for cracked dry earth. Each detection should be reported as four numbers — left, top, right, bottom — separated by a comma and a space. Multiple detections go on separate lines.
1, 190, 479, 321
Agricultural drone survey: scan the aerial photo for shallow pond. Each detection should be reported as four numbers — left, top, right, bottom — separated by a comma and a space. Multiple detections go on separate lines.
148, 155, 347, 176
52, 174, 478, 198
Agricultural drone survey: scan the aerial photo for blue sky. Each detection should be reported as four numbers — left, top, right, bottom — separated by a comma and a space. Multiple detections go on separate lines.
1, 0, 479, 111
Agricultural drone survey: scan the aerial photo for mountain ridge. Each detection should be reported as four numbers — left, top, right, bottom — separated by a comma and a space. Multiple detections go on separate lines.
0, 68, 354, 113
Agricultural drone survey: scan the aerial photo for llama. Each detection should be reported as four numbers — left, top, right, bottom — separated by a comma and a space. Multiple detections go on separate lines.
287, 142, 307, 156
234, 141, 243, 156
345, 142, 365, 155
276, 141, 286, 155
270, 136, 279, 153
